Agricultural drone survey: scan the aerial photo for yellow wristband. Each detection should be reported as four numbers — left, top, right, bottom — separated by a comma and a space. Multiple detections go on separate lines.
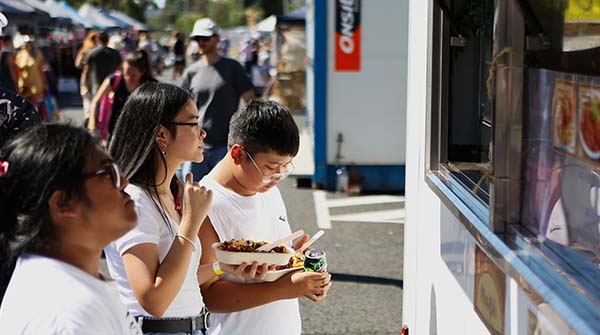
212, 261, 224, 275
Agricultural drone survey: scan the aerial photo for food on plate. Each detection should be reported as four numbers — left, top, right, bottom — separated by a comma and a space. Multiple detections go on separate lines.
275, 253, 305, 270
580, 92, 600, 154
218, 239, 288, 253
555, 87, 575, 147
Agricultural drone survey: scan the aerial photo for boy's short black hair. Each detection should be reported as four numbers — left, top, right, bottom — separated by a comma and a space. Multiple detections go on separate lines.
228, 100, 299, 157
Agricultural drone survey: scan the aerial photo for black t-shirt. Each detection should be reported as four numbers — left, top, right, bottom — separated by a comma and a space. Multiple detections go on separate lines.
84, 46, 121, 94
0, 88, 40, 146
174, 39, 185, 56
0, 51, 15, 92
178, 57, 253, 149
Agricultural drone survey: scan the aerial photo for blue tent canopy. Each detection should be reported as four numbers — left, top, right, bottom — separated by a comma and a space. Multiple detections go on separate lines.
0, 0, 37, 14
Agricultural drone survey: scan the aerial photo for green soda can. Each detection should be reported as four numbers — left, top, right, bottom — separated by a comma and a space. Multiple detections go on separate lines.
304, 250, 327, 272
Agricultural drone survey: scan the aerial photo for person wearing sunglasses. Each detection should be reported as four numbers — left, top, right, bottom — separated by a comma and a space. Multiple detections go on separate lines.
178, 18, 254, 183
105, 82, 264, 334
0, 124, 142, 334
197, 100, 332, 335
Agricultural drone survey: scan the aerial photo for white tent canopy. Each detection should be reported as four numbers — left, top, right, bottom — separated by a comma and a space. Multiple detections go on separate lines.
109, 10, 148, 31
256, 14, 276, 33
78, 3, 120, 29
23, 0, 90, 27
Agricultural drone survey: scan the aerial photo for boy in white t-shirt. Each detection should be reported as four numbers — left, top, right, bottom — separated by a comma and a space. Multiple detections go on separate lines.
198, 100, 332, 335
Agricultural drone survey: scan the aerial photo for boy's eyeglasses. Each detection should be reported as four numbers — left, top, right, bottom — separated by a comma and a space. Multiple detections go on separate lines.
165, 121, 203, 137
245, 150, 295, 184
82, 162, 122, 189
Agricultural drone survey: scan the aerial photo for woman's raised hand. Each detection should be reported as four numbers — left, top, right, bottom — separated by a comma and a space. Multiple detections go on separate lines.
180, 173, 212, 231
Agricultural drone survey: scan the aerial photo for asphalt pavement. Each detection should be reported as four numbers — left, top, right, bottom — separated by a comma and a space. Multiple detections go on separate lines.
282, 179, 404, 335
56, 67, 405, 334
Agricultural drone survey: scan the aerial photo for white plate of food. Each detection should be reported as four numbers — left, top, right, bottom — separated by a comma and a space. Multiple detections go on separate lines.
553, 81, 576, 152
579, 87, 600, 160
212, 239, 294, 266
263, 267, 304, 282
262, 253, 305, 282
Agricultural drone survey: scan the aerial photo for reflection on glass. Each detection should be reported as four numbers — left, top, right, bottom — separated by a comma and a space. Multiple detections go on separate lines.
522, 69, 600, 275
442, 0, 494, 206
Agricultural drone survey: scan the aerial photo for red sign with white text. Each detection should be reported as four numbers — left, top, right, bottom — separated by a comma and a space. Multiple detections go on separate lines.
335, 0, 361, 72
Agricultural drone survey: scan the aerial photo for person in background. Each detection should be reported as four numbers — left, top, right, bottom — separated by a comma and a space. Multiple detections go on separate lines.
178, 18, 254, 182
172, 31, 186, 80
0, 124, 142, 334
198, 100, 331, 335
75, 30, 99, 119
87, 49, 156, 142
106, 82, 265, 334
15, 36, 48, 119
242, 38, 259, 77
0, 34, 17, 91
81, 31, 121, 116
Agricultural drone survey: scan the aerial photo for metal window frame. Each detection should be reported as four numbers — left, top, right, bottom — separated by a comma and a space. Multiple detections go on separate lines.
425, 0, 600, 332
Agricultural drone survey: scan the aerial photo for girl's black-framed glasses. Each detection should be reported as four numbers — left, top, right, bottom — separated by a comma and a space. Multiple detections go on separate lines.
81, 162, 122, 189
164, 121, 203, 137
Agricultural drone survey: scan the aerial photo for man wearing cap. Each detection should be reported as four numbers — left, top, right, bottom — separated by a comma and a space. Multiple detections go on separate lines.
178, 18, 254, 181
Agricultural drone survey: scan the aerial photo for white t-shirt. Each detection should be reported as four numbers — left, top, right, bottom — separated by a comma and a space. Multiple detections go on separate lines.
104, 184, 204, 317
0, 253, 142, 335
200, 176, 301, 335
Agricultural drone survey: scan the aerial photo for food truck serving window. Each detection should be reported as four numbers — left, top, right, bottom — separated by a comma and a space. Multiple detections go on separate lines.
428, 0, 600, 324
521, 0, 600, 289
429, 0, 495, 211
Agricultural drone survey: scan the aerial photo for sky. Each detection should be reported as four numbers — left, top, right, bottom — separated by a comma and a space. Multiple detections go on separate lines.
155, 0, 165, 9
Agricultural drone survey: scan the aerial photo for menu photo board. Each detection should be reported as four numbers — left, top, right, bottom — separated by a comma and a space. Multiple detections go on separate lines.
552, 78, 577, 155
576, 82, 600, 164
551, 74, 600, 165
474, 245, 506, 335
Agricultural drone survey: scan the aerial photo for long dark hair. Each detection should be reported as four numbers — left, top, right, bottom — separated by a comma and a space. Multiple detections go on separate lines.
125, 49, 156, 84
0, 124, 94, 299
109, 82, 192, 230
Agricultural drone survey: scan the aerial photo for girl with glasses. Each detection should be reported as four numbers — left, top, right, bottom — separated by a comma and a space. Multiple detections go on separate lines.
106, 82, 263, 334
0, 124, 142, 334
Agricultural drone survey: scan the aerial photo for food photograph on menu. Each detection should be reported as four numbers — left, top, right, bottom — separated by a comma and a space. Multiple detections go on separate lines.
552, 79, 577, 155
578, 84, 600, 163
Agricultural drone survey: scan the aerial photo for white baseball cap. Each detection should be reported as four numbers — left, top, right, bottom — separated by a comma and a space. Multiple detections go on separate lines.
190, 18, 219, 38
0, 12, 7, 34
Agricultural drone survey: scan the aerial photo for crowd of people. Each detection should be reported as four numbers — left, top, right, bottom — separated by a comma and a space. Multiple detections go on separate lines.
0, 13, 330, 335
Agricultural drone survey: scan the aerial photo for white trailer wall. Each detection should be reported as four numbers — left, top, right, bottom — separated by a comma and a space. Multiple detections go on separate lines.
325, 0, 407, 165
402, 1, 490, 333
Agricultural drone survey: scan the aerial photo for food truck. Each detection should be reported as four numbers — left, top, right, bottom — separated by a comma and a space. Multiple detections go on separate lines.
403, 0, 600, 333
305, 0, 408, 192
